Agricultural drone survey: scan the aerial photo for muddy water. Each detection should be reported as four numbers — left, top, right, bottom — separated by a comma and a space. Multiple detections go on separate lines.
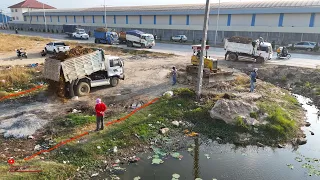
98, 95, 320, 180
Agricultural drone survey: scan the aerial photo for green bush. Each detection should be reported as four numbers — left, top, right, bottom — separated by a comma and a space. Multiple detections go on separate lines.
173, 88, 195, 98
43, 29, 46, 32
51, 29, 54, 33
56, 29, 59, 34
305, 81, 312, 89
60, 114, 96, 127
249, 112, 258, 119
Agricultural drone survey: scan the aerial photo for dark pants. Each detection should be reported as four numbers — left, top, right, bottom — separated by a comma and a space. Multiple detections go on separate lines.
96, 116, 104, 130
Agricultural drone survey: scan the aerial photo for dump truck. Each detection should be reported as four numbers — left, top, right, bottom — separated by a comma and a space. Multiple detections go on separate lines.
118, 31, 126, 44
224, 36, 273, 63
43, 48, 125, 97
94, 28, 119, 45
126, 30, 155, 48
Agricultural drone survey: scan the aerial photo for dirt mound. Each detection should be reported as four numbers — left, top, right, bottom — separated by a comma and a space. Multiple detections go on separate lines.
95, 27, 108, 32
228, 36, 252, 44
51, 46, 95, 61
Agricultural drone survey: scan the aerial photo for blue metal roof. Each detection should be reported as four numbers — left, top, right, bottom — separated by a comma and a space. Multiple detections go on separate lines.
25, 0, 320, 16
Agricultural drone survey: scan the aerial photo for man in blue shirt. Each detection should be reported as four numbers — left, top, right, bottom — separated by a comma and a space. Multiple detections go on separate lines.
250, 68, 258, 92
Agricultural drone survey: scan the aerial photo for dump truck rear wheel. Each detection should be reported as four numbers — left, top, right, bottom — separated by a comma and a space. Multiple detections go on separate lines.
76, 82, 90, 96
228, 53, 238, 61
110, 77, 119, 87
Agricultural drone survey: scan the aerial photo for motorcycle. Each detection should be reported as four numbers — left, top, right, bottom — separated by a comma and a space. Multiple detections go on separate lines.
15, 29, 18, 34
277, 52, 291, 59
17, 49, 28, 59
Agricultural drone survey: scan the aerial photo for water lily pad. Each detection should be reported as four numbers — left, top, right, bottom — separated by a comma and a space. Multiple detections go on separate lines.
152, 158, 164, 164
305, 158, 314, 163
212, 179, 217, 180
286, 164, 294, 169
295, 157, 303, 162
171, 152, 183, 160
133, 176, 141, 180
314, 158, 319, 163
172, 173, 180, 178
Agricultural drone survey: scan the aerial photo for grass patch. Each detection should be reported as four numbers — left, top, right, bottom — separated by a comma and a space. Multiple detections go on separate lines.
249, 112, 259, 119
60, 114, 96, 128
0, 66, 43, 97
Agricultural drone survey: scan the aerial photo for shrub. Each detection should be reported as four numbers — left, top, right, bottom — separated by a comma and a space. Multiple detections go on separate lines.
206, 39, 209, 45
305, 81, 312, 89
235, 116, 249, 130
51, 29, 54, 33
249, 112, 258, 119
43, 29, 46, 32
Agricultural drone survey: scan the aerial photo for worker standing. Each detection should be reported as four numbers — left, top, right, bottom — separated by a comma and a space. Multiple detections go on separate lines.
250, 68, 258, 93
95, 98, 107, 131
172, 66, 177, 86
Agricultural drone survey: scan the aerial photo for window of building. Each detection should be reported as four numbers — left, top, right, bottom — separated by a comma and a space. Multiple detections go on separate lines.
11, 9, 14, 12
12, 17, 15, 20
16, 17, 19, 20
15, 9, 18, 12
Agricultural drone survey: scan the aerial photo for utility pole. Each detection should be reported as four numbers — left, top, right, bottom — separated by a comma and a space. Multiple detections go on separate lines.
43, 3, 47, 32
28, 6, 31, 24
214, 0, 220, 45
196, 0, 211, 100
104, 0, 107, 29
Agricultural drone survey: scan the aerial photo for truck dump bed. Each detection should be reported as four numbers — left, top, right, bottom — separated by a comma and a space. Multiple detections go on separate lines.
224, 38, 254, 55
43, 50, 105, 82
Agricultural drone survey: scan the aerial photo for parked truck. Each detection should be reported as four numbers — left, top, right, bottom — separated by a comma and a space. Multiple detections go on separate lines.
118, 31, 126, 44
126, 30, 155, 48
224, 36, 273, 63
43, 48, 125, 97
94, 29, 119, 45
63, 24, 89, 40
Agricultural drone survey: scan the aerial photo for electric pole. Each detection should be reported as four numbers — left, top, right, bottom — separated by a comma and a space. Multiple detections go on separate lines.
104, 0, 107, 29
43, 3, 47, 32
214, 0, 220, 45
196, 0, 211, 100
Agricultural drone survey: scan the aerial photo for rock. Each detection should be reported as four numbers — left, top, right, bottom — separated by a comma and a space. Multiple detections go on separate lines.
177, 104, 182, 107
297, 138, 307, 145
71, 96, 79, 101
171, 121, 180, 127
163, 91, 173, 97
72, 109, 81, 113
27, 135, 35, 139
97, 146, 101, 149
159, 128, 169, 134
257, 142, 265, 147
91, 173, 99, 177
113, 146, 118, 153
0, 154, 6, 158
209, 99, 258, 124
34, 144, 41, 151
13, 148, 21, 152
310, 131, 315, 135
40, 157, 45, 160
216, 137, 222, 141
244, 118, 260, 126
305, 122, 311, 127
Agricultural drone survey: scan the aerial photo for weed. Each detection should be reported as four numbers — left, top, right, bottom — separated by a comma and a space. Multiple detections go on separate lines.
61, 114, 96, 128
173, 88, 195, 98
249, 112, 258, 119
234, 75, 249, 85
283, 93, 299, 105
305, 81, 312, 89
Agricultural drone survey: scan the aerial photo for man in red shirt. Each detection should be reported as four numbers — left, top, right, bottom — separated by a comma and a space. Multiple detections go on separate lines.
95, 98, 107, 131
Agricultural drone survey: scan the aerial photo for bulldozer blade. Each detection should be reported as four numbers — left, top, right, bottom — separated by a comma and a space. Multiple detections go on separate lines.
209, 71, 234, 83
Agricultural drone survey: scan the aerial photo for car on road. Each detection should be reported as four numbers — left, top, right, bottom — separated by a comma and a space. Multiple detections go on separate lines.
72, 30, 89, 40
288, 41, 317, 51
44, 42, 70, 54
171, 35, 188, 43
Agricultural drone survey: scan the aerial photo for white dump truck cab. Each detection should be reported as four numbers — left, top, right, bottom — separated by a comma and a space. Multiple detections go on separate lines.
126, 30, 155, 48
140, 34, 155, 48
257, 42, 273, 60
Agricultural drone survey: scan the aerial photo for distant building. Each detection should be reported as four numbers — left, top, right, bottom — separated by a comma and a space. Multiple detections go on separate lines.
8, 0, 55, 22
0, 13, 10, 24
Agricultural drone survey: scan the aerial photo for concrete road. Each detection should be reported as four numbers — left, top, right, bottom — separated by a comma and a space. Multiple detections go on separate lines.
1, 29, 320, 68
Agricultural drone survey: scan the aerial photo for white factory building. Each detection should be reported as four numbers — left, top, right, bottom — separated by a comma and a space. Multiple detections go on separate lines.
10, 0, 320, 44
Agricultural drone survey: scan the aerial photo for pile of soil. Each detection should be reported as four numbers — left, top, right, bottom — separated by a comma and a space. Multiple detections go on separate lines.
51, 46, 95, 61
95, 27, 108, 32
228, 36, 252, 44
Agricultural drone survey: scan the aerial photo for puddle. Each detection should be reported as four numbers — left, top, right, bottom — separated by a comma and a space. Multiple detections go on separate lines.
94, 95, 320, 180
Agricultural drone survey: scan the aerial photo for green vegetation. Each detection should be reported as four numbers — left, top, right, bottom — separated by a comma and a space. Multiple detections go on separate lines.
60, 114, 96, 127
249, 112, 259, 119
305, 81, 312, 89
235, 116, 249, 130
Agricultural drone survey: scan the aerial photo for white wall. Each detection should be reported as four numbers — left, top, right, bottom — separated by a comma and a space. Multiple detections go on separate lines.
314, 13, 320, 27
142, 15, 153, 25
85, 16, 92, 24
230, 14, 252, 26
128, 16, 139, 24
95, 16, 103, 24
190, 15, 204, 26
116, 15, 126, 24
157, 15, 169, 25
106, 16, 114, 24
208, 15, 228, 26
76, 16, 83, 23
282, 13, 310, 27
255, 14, 279, 26
172, 15, 186, 25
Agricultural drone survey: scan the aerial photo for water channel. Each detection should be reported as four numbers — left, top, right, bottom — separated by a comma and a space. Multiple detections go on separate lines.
98, 95, 320, 180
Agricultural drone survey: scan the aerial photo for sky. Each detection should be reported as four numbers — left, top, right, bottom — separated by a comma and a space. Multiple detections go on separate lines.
0, 0, 261, 14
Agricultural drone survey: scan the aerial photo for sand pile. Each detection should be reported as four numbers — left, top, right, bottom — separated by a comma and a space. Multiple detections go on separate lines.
51, 46, 95, 61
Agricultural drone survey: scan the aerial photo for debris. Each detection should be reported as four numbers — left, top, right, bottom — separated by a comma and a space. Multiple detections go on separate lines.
148, 114, 152, 117
159, 128, 169, 134
163, 91, 173, 97
152, 158, 164, 164
310, 131, 315, 135
177, 104, 182, 107
51, 46, 95, 61
287, 164, 294, 169
13, 148, 21, 152
115, 159, 120, 164
113, 146, 118, 153
27, 135, 34, 139
171, 152, 183, 160
133, 176, 141, 180
172, 174, 180, 178
296, 138, 307, 145
257, 142, 265, 147
187, 148, 193, 152
278, 144, 285, 148
204, 154, 211, 159
63, 161, 67, 164
171, 121, 180, 127
34, 144, 41, 151
72, 109, 82, 113
241, 153, 247, 156
97, 146, 101, 149
128, 156, 140, 163
187, 132, 198, 137
183, 129, 190, 134
295, 157, 303, 162
195, 178, 203, 180
305, 122, 311, 127
91, 173, 99, 177
216, 137, 222, 141
72, 96, 79, 101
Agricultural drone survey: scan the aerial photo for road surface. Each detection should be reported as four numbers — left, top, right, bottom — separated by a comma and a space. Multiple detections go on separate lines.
1, 30, 320, 68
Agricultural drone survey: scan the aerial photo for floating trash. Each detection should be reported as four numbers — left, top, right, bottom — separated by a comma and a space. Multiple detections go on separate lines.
286, 164, 294, 169
97, 146, 101, 149
295, 157, 303, 162
204, 154, 211, 159
152, 158, 164, 165
171, 152, 183, 160
187, 132, 199, 137
133, 176, 141, 180
172, 173, 180, 178
305, 157, 313, 163
187, 148, 193, 152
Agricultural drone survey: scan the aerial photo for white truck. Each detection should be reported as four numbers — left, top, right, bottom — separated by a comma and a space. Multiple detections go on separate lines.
43, 48, 125, 97
45, 42, 70, 54
224, 37, 273, 63
126, 30, 155, 48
